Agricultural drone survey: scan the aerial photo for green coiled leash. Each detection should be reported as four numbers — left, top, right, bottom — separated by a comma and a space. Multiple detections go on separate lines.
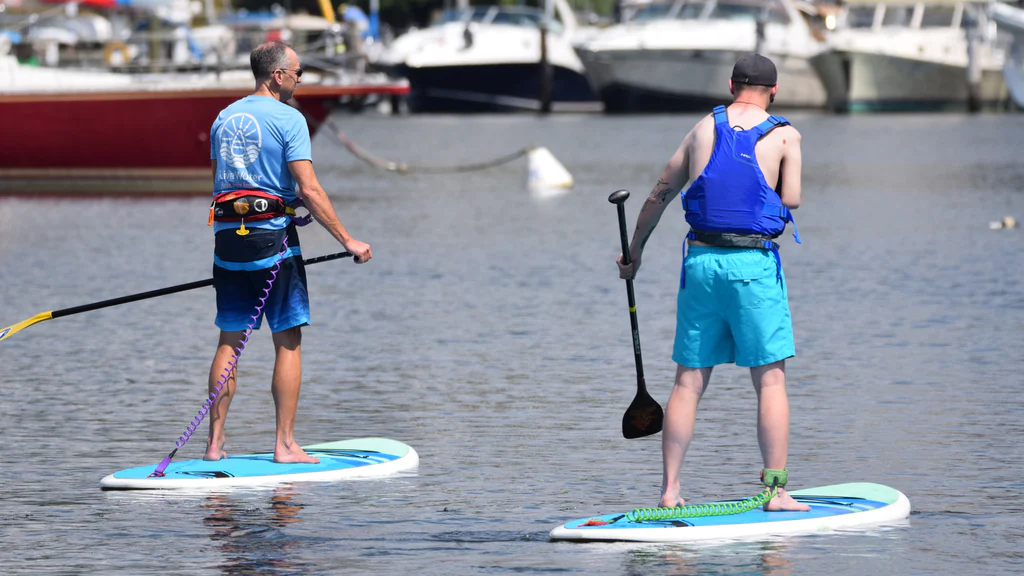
626, 468, 789, 523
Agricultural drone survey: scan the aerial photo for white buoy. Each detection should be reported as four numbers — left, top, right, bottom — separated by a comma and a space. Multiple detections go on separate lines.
989, 215, 1017, 230
527, 147, 573, 192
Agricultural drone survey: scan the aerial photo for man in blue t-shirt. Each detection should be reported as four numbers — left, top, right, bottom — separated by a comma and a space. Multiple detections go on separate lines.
206, 41, 372, 465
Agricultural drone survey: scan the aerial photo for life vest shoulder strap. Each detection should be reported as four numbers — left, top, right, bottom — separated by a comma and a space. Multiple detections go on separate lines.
753, 115, 790, 140
712, 105, 729, 126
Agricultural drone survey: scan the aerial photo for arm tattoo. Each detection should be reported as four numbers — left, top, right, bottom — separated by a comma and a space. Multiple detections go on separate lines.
637, 227, 655, 251
632, 205, 657, 250
648, 178, 673, 204
632, 179, 674, 250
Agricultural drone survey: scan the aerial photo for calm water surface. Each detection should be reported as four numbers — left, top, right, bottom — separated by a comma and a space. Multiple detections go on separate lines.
1, 113, 1023, 575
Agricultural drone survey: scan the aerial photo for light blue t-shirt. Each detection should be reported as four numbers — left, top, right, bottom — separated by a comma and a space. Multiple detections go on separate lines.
210, 95, 312, 231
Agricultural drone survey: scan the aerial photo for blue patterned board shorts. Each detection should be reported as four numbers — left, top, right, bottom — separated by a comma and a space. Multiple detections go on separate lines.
673, 246, 795, 368
213, 225, 309, 333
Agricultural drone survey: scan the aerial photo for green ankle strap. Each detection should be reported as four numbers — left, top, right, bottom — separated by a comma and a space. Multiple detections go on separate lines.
760, 468, 788, 490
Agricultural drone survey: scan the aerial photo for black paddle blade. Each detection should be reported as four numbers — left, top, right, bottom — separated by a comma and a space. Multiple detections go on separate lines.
622, 381, 664, 439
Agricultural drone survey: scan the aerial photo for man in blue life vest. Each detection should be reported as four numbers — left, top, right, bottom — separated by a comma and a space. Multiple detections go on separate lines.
616, 54, 810, 512
206, 41, 372, 464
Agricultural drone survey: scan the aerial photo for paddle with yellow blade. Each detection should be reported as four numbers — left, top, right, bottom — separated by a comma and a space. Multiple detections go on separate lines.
0, 251, 352, 342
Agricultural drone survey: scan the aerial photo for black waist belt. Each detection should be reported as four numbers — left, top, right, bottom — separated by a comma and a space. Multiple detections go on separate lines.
688, 230, 779, 251
681, 229, 784, 289
212, 193, 289, 222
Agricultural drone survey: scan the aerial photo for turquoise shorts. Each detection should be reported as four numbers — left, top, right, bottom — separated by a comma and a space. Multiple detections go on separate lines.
673, 246, 795, 368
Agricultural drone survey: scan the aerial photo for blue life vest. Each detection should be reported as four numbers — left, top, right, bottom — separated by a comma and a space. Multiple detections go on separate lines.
679, 105, 801, 287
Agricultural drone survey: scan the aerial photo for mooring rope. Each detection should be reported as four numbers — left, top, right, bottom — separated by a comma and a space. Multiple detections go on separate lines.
287, 98, 532, 175
325, 120, 532, 174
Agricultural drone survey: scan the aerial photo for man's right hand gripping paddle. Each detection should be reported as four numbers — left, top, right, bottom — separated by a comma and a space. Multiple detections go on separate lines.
609, 189, 664, 439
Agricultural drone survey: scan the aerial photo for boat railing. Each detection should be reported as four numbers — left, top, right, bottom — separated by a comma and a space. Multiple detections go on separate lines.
2, 18, 373, 76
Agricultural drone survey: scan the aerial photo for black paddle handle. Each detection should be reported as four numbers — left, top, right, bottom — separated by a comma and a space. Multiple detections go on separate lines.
609, 190, 646, 389
51, 251, 353, 320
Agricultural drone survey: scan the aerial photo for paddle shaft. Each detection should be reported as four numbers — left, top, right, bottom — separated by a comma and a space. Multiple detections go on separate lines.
52, 251, 351, 319
51, 279, 211, 320
614, 202, 647, 389
0, 251, 352, 342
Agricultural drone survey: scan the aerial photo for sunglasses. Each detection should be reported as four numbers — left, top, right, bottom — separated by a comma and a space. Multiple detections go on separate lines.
277, 68, 303, 78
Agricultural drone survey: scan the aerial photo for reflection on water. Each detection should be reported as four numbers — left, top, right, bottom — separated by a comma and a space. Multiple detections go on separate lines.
622, 541, 795, 576
202, 488, 310, 576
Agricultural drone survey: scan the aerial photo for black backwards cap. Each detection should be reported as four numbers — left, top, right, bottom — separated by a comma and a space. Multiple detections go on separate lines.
731, 54, 777, 86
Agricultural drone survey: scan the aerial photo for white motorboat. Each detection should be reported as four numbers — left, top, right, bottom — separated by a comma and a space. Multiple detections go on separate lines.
374, 0, 599, 112
572, 0, 828, 112
810, 0, 1007, 112
989, 1, 1024, 109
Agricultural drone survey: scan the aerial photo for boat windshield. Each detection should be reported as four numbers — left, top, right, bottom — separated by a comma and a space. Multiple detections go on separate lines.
434, 6, 564, 34
701, 0, 790, 24
629, 0, 790, 24
630, 3, 679, 22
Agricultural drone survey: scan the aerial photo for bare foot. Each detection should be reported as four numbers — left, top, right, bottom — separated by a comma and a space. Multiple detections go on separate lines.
204, 437, 227, 461
763, 488, 811, 512
658, 493, 686, 508
273, 442, 320, 464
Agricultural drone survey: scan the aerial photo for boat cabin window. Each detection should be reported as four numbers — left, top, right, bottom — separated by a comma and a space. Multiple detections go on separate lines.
880, 4, 915, 27
919, 5, 957, 28
844, 6, 878, 29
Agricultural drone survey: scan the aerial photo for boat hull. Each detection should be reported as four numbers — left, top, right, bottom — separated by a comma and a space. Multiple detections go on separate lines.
810, 50, 1008, 112
1004, 59, 1024, 110
0, 84, 408, 195
991, 2, 1024, 109
391, 62, 599, 113
576, 48, 826, 112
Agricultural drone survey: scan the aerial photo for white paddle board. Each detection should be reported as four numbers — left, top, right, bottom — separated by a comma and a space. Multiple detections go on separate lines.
100, 437, 418, 490
550, 483, 910, 542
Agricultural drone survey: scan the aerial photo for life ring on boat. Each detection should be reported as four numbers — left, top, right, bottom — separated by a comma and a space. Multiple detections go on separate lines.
104, 41, 129, 67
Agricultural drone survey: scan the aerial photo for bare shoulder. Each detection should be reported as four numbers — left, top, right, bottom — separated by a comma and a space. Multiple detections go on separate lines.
686, 113, 716, 145
761, 124, 801, 153
694, 113, 716, 133
775, 124, 802, 144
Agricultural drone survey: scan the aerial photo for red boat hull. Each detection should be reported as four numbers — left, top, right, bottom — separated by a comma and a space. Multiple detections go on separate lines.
0, 83, 407, 194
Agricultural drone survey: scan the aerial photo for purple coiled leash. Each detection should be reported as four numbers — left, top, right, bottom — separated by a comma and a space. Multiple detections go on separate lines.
149, 235, 291, 478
